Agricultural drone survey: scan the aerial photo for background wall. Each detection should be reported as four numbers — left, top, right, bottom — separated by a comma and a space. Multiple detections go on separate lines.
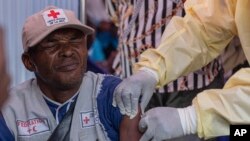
0, 0, 81, 87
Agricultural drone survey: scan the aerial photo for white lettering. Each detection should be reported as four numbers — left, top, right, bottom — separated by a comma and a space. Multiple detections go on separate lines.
234, 129, 247, 136
241, 129, 247, 136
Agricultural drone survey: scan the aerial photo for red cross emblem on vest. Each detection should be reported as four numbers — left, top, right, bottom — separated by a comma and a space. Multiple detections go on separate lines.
83, 116, 90, 124
47, 10, 60, 19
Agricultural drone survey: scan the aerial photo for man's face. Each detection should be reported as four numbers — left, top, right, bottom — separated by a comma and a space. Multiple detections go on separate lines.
29, 28, 87, 90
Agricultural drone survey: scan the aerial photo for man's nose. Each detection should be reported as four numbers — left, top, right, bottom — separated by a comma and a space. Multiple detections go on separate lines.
59, 44, 74, 57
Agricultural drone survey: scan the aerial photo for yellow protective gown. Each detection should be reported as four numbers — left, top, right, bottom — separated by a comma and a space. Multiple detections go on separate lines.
135, 0, 250, 139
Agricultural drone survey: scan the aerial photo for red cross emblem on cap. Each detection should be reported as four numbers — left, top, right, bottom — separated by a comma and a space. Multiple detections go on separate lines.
47, 10, 60, 19
42, 8, 68, 26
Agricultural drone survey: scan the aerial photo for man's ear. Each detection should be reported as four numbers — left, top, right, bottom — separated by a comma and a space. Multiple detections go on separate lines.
22, 53, 36, 72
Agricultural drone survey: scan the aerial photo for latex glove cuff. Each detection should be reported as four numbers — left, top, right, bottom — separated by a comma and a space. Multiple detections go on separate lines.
177, 105, 197, 135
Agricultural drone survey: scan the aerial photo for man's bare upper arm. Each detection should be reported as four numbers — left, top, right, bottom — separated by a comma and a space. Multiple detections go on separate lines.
119, 107, 142, 141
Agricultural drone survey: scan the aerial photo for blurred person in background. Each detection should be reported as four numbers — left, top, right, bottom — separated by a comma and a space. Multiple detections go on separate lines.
86, 0, 118, 73
0, 26, 11, 140
0, 27, 10, 109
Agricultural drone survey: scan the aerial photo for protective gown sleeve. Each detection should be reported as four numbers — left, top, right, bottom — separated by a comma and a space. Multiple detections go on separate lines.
134, 0, 238, 86
192, 68, 250, 139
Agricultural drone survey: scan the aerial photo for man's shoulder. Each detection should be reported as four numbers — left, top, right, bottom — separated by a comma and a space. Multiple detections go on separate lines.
85, 71, 122, 85
102, 74, 122, 88
96, 74, 121, 103
10, 78, 36, 94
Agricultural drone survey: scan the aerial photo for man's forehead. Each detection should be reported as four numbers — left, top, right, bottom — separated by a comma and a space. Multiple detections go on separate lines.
49, 28, 84, 37
41, 28, 85, 41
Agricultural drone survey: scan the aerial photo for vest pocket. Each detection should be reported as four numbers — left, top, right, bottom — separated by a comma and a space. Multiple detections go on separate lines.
79, 127, 98, 141
17, 131, 51, 141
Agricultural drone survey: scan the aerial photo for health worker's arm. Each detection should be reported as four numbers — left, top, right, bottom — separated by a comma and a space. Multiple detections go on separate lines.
193, 68, 250, 139
135, 0, 237, 86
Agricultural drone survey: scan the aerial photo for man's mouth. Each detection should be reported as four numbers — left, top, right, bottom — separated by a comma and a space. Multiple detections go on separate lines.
55, 62, 80, 72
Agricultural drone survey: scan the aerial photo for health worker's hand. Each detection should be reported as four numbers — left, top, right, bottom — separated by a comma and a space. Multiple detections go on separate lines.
139, 106, 197, 141
113, 70, 158, 118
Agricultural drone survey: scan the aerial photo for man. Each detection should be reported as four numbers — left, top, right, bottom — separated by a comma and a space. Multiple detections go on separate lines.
0, 6, 141, 141
0, 27, 10, 109
113, 0, 250, 140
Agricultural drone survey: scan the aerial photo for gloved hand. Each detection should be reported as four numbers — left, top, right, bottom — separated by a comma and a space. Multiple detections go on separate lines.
113, 69, 158, 119
139, 106, 197, 141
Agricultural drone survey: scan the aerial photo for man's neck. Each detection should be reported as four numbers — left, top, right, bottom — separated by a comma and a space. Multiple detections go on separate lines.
37, 80, 81, 103
44, 89, 79, 103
